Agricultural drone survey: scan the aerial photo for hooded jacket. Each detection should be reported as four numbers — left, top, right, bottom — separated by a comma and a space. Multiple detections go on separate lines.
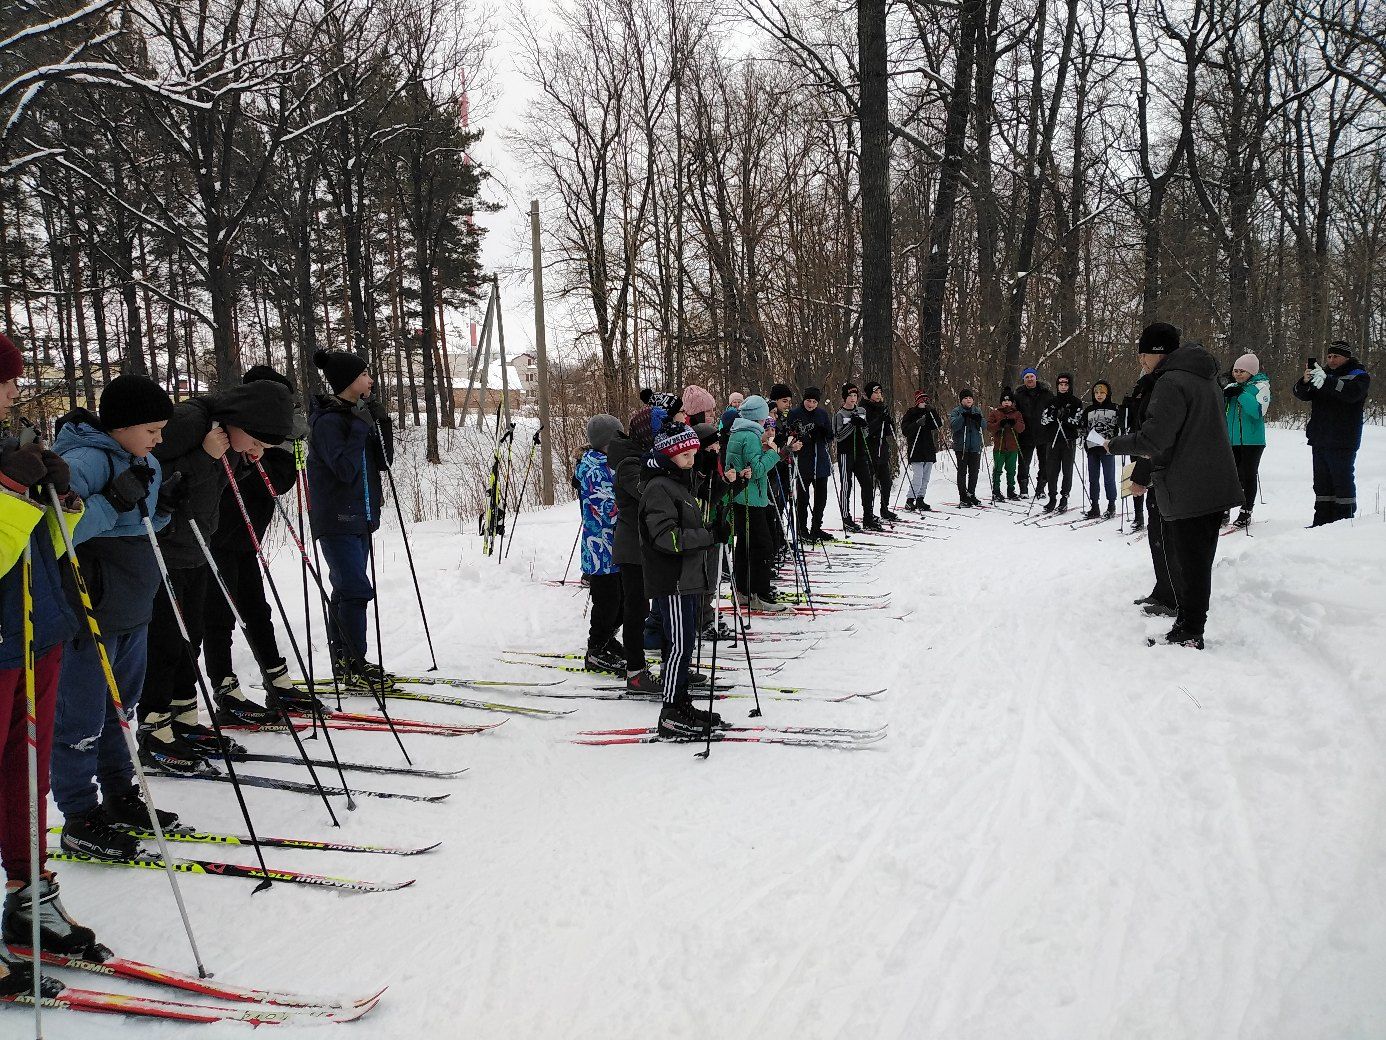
726, 416, 781, 508
787, 403, 833, 478
1224, 371, 1270, 447
1040, 388, 1084, 446
575, 448, 617, 577
1107, 344, 1243, 521
1081, 384, 1121, 446
305, 394, 393, 539
986, 404, 1026, 452
1012, 380, 1053, 442
862, 398, 896, 459
606, 432, 646, 569
52, 410, 168, 635
638, 454, 716, 597
1118, 373, 1158, 488
1292, 357, 1369, 451
211, 445, 298, 553
900, 405, 942, 463
155, 382, 294, 566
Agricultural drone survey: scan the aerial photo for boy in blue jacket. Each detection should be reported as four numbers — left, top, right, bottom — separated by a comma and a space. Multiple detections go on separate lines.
50, 375, 178, 862
307, 349, 394, 684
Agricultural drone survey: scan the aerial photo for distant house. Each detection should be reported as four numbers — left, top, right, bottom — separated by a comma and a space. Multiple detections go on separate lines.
513, 352, 538, 394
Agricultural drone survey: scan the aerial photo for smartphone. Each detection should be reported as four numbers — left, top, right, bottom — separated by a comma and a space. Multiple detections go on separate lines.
1307, 357, 1317, 368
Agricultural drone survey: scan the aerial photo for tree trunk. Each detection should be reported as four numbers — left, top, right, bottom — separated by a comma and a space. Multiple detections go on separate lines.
857, 0, 893, 397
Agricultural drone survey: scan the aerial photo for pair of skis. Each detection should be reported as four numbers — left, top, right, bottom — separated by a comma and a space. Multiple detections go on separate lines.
574, 722, 887, 750
2, 949, 384, 1024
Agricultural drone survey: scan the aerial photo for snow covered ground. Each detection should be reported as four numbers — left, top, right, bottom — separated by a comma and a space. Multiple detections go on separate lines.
36, 425, 1386, 1038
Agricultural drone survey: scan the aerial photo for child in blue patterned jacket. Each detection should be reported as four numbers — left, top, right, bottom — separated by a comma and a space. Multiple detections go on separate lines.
576, 415, 624, 673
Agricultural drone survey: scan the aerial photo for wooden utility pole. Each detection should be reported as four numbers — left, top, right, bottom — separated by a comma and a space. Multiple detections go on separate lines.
530, 200, 554, 506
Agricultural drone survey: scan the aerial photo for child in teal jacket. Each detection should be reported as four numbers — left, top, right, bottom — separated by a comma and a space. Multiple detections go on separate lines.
723, 396, 788, 612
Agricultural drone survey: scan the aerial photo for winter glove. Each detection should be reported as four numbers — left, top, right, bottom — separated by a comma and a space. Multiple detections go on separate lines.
1222, 382, 1242, 399
40, 449, 71, 493
966, 412, 983, 426
155, 471, 187, 516
850, 414, 867, 428
0, 442, 47, 494
103, 465, 155, 514
712, 516, 733, 543
1309, 365, 1327, 389
1000, 418, 1015, 429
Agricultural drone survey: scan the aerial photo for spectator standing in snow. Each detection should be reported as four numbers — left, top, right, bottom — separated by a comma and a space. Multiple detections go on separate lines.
576, 415, 623, 674
1106, 324, 1242, 649
986, 390, 1025, 502
788, 388, 833, 538
1222, 353, 1271, 529
1292, 341, 1372, 526
1012, 368, 1053, 497
1039, 373, 1083, 513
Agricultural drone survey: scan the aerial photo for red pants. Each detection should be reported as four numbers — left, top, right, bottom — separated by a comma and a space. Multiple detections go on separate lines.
0, 645, 61, 882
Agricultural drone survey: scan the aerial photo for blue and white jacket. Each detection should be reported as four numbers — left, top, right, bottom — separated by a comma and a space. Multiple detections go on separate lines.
575, 448, 617, 576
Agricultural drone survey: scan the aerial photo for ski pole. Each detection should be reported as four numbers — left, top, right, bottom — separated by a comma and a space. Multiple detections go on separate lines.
251, 459, 412, 764
186, 513, 351, 819
560, 521, 581, 585
44, 485, 208, 977
19, 541, 44, 1034
293, 440, 324, 717
369, 413, 437, 670
696, 510, 727, 760
503, 425, 543, 561
361, 448, 412, 765
721, 542, 763, 719
135, 501, 275, 894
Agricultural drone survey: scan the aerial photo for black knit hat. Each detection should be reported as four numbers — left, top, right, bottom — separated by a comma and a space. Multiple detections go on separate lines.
1056, 372, 1074, 388
99, 374, 174, 431
999, 387, 1014, 406
863, 381, 883, 398
313, 349, 368, 395
802, 386, 822, 402
243, 364, 295, 393
1137, 322, 1180, 355
768, 383, 793, 402
959, 387, 975, 401
841, 382, 859, 400
1326, 340, 1352, 359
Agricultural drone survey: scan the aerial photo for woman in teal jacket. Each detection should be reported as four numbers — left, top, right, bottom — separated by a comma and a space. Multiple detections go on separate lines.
724, 395, 788, 612
1223, 352, 1271, 527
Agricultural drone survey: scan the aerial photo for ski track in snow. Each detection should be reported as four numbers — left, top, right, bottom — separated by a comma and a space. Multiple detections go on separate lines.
34, 427, 1386, 1038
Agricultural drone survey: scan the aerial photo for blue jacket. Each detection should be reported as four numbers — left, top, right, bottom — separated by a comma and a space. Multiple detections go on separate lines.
1224, 372, 1270, 447
787, 404, 832, 478
307, 395, 393, 538
0, 475, 80, 671
1293, 357, 1370, 451
948, 405, 985, 453
575, 449, 617, 576
53, 411, 168, 635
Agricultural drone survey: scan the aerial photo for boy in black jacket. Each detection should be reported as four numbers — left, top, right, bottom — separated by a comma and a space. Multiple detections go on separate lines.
1039, 373, 1083, 512
638, 421, 725, 738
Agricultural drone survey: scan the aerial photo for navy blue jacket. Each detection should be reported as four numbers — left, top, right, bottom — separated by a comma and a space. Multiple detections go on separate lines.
307, 396, 393, 538
786, 404, 832, 479
1293, 357, 1371, 451
0, 472, 79, 670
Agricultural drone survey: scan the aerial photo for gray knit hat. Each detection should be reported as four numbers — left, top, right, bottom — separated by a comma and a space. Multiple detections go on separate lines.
586, 413, 622, 452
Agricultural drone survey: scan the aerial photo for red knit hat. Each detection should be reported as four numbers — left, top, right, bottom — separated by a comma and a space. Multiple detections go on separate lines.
0, 333, 23, 383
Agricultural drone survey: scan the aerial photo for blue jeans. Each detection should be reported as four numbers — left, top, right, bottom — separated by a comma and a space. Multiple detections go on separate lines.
317, 533, 374, 662
1086, 449, 1116, 506
51, 627, 147, 816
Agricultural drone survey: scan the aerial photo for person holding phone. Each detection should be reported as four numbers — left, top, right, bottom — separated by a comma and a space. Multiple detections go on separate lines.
1293, 341, 1372, 526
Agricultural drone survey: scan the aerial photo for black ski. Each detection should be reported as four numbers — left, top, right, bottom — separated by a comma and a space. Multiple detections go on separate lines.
150, 770, 451, 803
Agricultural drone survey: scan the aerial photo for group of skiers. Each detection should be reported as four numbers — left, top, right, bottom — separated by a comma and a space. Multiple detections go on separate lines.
0, 332, 395, 997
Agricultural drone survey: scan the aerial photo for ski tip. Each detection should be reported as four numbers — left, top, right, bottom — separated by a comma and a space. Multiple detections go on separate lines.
405, 842, 443, 856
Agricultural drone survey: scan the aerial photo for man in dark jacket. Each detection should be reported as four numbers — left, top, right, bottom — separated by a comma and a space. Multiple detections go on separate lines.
203, 366, 306, 726
139, 378, 294, 771
637, 421, 723, 738
609, 406, 656, 690
1292, 340, 1372, 525
788, 388, 833, 539
1107, 323, 1242, 648
1012, 368, 1053, 498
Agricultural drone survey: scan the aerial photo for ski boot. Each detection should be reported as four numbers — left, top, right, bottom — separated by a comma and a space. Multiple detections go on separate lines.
259, 660, 323, 716
1082, 505, 1101, 520
138, 721, 216, 776
625, 669, 661, 697
1105, 502, 1116, 519
1142, 600, 1177, 618
1057, 496, 1068, 513
0, 942, 65, 998
991, 490, 1004, 503
1042, 498, 1056, 513
749, 593, 792, 614
841, 518, 862, 534
1232, 509, 1252, 529
918, 501, 932, 512
3, 872, 111, 960
863, 516, 885, 532
904, 498, 918, 512
172, 719, 246, 758
1150, 624, 1204, 650
657, 699, 703, 740
880, 507, 901, 523
102, 784, 182, 834
700, 621, 736, 642
583, 646, 624, 675
1130, 516, 1145, 531
808, 527, 835, 541
213, 674, 279, 727
59, 804, 142, 861
1007, 490, 1021, 501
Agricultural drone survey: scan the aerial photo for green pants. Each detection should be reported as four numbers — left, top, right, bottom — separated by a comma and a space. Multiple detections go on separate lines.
992, 450, 1018, 493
